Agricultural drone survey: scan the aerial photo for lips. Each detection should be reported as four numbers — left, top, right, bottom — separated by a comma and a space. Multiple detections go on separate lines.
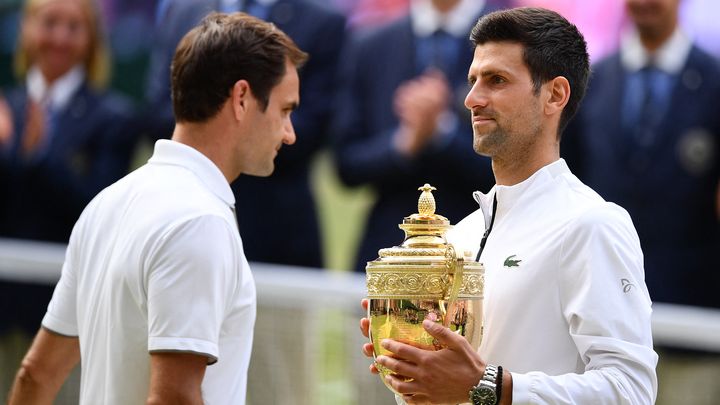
472, 115, 494, 124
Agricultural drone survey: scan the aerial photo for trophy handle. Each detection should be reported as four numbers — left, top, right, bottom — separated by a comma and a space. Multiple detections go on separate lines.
443, 245, 464, 329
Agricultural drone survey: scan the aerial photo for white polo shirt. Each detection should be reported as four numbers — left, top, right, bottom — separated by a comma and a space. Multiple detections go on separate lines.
42, 139, 256, 405
448, 159, 658, 404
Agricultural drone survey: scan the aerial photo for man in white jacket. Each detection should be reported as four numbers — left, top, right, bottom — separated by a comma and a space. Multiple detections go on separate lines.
361, 7, 658, 405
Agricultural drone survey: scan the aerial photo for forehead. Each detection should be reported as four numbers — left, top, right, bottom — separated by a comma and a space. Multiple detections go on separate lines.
33, 0, 86, 16
468, 42, 529, 76
270, 58, 299, 103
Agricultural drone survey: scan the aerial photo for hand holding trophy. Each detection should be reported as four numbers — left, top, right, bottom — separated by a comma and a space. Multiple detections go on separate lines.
362, 184, 485, 402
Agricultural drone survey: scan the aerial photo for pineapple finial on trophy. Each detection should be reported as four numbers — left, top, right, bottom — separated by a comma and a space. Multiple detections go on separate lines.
417, 184, 437, 217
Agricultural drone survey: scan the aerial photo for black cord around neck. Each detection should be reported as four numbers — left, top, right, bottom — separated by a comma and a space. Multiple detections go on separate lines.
475, 195, 497, 262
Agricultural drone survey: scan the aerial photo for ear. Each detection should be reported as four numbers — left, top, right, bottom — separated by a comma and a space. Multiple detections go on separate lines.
230, 80, 252, 122
543, 76, 570, 117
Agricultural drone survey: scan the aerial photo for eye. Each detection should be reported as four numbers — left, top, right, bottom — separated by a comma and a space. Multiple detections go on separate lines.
490, 75, 507, 85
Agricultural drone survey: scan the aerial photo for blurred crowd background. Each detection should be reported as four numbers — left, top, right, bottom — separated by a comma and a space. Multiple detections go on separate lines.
1, 0, 719, 403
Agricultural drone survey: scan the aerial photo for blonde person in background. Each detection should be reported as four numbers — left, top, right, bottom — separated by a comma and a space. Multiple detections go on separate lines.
0, 0, 137, 371
7, 12, 306, 405
0, 0, 136, 243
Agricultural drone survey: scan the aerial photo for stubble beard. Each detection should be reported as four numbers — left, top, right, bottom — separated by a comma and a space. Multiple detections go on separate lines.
473, 124, 505, 158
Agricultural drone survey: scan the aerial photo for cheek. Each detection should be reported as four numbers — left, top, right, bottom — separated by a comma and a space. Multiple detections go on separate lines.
73, 37, 91, 60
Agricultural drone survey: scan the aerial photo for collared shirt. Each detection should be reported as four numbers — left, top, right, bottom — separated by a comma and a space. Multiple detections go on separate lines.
449, 159, 658, 404
26, 65, 85, 111
410, 0, 486, 38
619, 28, 692, 138
43, 140, 256, 405
620, 27, 692, 74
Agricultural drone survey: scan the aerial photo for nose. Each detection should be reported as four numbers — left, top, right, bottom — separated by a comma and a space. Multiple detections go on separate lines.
464, 83, 489, 111
283, 119, 296, 145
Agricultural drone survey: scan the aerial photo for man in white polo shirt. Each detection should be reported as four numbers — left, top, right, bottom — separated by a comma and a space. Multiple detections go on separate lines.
360, 7, 658, 405
8, 12, 306, 405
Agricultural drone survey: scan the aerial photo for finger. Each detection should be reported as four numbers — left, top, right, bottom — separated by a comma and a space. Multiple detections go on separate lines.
375, 355, 418, 378
422, 319, 465, 350
362, 342, 374, 358
361, 298, 368, 311
360, 317, 370, 338
422, 67, 447, 80
380, 339, 425, 362
385, 374, 424, 396
369, 362, 379, 374
404, 393, 431, 405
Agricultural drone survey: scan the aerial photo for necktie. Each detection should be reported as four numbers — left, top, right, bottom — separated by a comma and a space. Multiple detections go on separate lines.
431, 29, 458, 77
416, 29, 458, 77
634, 65, 660, 146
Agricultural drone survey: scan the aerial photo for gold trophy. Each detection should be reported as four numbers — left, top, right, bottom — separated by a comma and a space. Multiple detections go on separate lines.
366, 184, 485, 394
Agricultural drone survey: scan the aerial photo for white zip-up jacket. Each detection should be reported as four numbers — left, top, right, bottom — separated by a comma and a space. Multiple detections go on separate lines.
448, 159, 658, 404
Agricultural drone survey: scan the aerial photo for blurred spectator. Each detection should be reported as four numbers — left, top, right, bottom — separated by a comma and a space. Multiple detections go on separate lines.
100, 0, 158, 101
565, 0, 720, 309
144, 0, 346, 268
332, 0, 497, 272
0, 0, 136, 243
514, 0, 626, 62
515, 0, 720, 62
0, 0, 136, 339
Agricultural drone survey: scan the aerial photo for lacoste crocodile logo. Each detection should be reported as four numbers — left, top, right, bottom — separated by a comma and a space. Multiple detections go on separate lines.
503, 255, 522, 268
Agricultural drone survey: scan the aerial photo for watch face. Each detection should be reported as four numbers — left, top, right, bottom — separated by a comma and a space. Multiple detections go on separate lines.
471, 386, 497, 405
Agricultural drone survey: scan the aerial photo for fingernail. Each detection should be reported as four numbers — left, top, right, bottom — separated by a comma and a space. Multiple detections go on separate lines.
423, 319, 436, 329
381, 339, 390, 348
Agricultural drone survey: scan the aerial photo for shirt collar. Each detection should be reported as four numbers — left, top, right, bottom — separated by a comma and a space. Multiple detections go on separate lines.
26, 65, 85, 110
620, 27, 692, 74
474, 158, 570, 221
148, 139, 236, 208
410, 0, 486, 38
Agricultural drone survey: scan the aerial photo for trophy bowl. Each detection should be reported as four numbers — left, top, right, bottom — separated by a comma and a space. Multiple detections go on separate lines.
366, 184, 484, 395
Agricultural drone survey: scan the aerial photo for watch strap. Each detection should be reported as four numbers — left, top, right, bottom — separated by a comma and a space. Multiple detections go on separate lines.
496, 365, 503, 403
469, 364, 499, 405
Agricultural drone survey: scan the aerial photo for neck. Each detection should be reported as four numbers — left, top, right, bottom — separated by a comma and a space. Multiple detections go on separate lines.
492, 137, 559, 186
638, 20, 677, 53
431, 0, 460, 14
171, 118, 238, 183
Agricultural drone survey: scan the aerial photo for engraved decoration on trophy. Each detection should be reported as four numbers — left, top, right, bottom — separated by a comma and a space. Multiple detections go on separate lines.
366, 184, 485, 395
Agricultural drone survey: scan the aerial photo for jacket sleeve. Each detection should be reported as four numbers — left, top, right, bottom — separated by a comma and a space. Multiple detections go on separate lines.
511, 205, 658, 405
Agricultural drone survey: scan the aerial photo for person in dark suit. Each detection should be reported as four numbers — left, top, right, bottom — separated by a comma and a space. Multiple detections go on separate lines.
332, 0, 496, 272
0, 0, 135, 243
0, 0, 136, 338
144, 0, 346, 268
564, 0, 720, 309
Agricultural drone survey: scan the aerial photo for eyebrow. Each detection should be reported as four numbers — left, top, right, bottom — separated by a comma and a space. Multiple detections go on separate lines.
468, 69, 511, 84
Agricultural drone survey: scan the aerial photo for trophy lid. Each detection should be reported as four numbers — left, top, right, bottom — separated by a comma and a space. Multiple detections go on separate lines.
402, 183, 449, 225
390, 183, 452, 252
366, 184, 483, 299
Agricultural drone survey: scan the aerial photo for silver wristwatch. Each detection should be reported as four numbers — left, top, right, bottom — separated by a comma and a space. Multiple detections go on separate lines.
469, 364, 498, 405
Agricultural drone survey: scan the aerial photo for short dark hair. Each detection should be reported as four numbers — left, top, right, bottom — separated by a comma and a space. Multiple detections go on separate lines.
470, 7, 589, 136
171, 12, 308, 123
